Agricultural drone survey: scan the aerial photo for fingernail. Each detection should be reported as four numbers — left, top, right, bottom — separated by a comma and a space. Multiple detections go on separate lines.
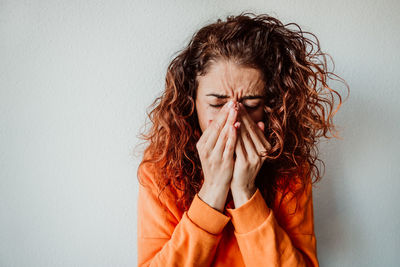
227, 100, 234, 108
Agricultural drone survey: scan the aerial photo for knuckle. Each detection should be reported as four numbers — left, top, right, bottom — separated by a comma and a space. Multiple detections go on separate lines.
197, 148, 203, 158
212, 122, 220, 131
196, 141, 201, 150
250, 155, 259, 164
216, 121, 223, 130
244, 161, 250, 169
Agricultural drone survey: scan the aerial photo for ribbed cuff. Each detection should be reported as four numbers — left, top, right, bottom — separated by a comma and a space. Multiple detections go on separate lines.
225, 188, 271, 234
187, 194, 231, 235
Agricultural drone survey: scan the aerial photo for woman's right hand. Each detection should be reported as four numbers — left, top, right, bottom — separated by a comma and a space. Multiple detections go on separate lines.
196, 100, 239, 211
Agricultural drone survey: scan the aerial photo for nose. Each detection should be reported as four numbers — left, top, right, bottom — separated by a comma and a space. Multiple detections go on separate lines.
207, 100, 240, 128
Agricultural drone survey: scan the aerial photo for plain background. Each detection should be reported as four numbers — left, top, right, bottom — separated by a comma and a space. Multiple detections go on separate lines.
1, 0, 399, 266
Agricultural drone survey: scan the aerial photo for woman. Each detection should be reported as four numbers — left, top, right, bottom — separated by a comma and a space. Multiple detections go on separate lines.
136, 12, 348, 266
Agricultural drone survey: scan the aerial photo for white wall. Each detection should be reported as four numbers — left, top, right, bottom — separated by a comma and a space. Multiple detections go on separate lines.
1, 0, 399, 266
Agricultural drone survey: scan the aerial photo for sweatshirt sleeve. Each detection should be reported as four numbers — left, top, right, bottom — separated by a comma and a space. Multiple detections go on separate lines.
225, 179, 319, 267
137, 162, 231, 267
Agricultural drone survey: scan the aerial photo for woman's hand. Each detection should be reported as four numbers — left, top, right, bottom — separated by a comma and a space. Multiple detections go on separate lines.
196, 100, 239, 211
230, 103, 271, 207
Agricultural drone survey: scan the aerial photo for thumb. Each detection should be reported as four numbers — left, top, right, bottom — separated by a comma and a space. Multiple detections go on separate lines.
257, 121, 265, 132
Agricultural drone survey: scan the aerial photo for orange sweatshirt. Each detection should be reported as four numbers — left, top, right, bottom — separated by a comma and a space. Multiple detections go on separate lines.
137, 161, 319, 267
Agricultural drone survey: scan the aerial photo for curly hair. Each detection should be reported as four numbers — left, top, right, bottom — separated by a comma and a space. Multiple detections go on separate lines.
136, 12, 349, 212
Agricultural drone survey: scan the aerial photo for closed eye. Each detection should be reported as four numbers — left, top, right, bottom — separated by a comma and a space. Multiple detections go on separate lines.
209, 104, 260, 110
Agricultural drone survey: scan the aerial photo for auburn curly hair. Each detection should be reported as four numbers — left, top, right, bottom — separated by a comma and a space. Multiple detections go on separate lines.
136, 12, 349, 212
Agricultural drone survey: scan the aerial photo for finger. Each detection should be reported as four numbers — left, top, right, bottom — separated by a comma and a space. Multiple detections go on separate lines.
214, 103, 238, 157
239, 114, 258, 159
238, 103, 271, 153
200, 101, 233, 149
235, 131, 247, 160
222, 124, 238, 160
257, 121, 265, 132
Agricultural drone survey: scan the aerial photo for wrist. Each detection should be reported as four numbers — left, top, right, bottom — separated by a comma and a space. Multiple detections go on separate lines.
198, 182, 230, 212
230, 183, 256, 193
230, 186, 257, 208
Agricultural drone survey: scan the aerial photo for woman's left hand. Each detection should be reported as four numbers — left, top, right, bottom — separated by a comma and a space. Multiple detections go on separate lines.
230, 103, 271, 201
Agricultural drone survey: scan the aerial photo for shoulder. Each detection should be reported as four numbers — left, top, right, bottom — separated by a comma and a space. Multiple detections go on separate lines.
137, 155, 184, 209
137, 160, 157, 188
137, 148, 168, 191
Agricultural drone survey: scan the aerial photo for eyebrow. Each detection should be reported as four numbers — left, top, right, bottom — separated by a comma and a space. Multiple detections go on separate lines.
206, 93, 264, 100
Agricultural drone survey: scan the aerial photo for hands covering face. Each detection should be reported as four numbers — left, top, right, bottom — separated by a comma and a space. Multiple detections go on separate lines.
196, 100, 271, 192
231, 102, 271, 191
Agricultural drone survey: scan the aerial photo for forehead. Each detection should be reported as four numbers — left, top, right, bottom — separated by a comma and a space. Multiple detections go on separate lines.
196, 60, 265, 96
